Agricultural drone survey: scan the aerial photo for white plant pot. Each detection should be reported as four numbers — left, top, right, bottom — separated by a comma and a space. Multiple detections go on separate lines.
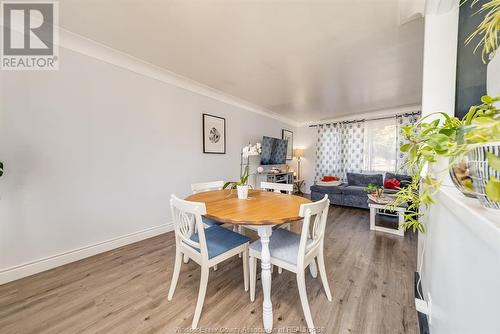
237, 185, 249, 200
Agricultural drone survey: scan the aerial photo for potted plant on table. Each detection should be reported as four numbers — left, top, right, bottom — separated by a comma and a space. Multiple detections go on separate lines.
223, 142, 261, 199
366, 183, 384, 199
224, 167, 251, 200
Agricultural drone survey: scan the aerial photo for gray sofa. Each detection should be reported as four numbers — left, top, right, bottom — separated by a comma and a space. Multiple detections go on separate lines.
310, 172, 411, 209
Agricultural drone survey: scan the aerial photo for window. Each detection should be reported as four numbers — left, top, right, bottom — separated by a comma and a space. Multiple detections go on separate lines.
364, 118, 397, 172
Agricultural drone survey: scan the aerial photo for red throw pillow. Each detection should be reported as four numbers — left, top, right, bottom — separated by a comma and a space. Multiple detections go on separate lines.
384, 178, 401, 189
322, 176, 339, 182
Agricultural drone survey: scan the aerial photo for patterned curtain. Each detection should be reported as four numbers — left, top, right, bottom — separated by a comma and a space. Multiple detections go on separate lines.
315, 121, 365, 182
315, 124, 339, 182
396, 113, 420, 174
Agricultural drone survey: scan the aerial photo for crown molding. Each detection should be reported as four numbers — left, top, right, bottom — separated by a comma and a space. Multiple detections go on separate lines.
56, 28, 300, 127
4, 20, 297, 125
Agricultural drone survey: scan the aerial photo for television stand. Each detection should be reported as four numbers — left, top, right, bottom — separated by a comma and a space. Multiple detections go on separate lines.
258, 172, 294, 185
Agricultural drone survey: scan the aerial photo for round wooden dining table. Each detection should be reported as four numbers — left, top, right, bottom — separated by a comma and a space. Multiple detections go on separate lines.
185, 189, 311, 333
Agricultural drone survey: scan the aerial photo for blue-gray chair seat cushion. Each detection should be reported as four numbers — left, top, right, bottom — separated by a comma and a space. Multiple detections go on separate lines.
249, 229, 312, 265
188, 226, 250, 259
202, 216, 223, 227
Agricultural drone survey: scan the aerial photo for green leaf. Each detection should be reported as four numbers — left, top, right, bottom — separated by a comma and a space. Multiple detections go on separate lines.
471, 117, 493, 125
485, 176, 500, 202
481, 95, 493, 104
400, 143, 411, 152
486, 152, 500, 172
223, 181, 236, 189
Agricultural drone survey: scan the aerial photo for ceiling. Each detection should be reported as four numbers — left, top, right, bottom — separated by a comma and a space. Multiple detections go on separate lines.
59, 0, 425, 123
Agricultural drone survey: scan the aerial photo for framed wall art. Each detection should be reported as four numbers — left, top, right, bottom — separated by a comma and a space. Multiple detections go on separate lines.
203, 113, 226, 154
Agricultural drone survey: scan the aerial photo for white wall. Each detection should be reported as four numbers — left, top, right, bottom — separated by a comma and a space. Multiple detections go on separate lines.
294, 126, 316, 194
419, 2, 500, 333
0, 45, 295, 282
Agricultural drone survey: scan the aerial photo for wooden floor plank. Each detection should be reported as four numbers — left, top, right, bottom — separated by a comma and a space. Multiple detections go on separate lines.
0, 206, 418, 333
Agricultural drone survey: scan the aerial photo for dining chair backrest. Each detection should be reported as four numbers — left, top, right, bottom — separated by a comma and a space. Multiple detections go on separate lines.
297, 195, 330, 264
260, 181, 293, 194
191, 181, 225, 194
170, 195, 209, 260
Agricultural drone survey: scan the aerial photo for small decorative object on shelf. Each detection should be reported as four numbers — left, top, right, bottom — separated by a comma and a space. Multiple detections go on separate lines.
257, 166, 264, 173
269, 167, 281, 174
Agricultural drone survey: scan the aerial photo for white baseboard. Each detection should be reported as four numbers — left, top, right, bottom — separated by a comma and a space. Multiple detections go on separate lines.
0, 223, 173, 285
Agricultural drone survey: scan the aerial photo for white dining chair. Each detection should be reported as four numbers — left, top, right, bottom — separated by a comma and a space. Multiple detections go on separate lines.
260, 181, 294, 194
168, 195, 250, 329
248, 194, 332, 331
188, 180, 227, 269
191, 181, 225, 228
191, 180, 224, 194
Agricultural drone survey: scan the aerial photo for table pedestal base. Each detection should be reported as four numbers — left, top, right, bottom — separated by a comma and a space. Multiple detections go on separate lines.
257, 226, 273, 333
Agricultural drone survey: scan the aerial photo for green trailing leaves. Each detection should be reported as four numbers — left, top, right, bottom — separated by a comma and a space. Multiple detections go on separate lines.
391, 95, 499, 233
463, 0, 500, 63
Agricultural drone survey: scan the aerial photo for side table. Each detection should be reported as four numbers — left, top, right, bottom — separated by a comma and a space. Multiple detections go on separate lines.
368, 201, 406, 236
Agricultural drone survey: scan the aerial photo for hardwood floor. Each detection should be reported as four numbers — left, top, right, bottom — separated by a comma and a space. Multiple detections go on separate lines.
0, 206, 418, 334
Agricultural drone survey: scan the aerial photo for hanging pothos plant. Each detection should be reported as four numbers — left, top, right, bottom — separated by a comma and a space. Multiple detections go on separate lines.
389, 97, 499, 232
389, 0, 500, 233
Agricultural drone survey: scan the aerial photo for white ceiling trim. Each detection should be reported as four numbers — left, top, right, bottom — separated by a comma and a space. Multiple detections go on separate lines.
303, 104, 422, 127
55, 27, 300, 127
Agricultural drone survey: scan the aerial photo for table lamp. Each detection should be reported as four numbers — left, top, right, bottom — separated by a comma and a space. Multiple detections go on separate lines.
293, 148, 304, 180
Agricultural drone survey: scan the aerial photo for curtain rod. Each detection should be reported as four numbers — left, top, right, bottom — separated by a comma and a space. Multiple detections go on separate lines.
308, 111, 421, 127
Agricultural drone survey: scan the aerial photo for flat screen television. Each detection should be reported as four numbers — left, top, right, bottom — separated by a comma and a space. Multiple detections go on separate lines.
260, 136, 287, 165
